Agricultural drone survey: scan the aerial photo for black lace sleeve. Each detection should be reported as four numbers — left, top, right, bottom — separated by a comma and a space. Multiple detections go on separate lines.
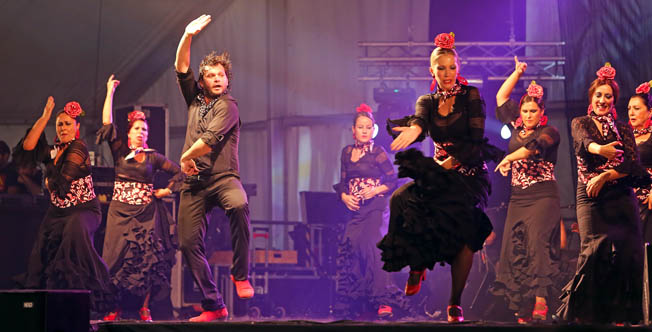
571, 117, 595, 159
374, 145, 397, 192
386, 94, 431, 143
495, 98, 520, 124
48, 140, 90, 198
95, 123, 129, 161
333, 146, 351, 197
446, 87, 503, 165
614, 123, 639, 175
153, 152, 185, 192
525, 125, 560, 159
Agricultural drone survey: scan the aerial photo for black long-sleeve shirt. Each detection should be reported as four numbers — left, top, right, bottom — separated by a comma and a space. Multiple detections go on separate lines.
176, 68, 241, 177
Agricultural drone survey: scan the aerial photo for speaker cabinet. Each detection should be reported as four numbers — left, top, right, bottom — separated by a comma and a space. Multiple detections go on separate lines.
0, 289, 89, 332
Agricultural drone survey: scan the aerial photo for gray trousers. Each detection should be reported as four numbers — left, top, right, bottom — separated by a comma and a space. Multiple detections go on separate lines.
178, 175, 250, 311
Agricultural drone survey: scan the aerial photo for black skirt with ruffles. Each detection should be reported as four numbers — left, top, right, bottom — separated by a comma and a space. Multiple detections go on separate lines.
377, 148, 496, 272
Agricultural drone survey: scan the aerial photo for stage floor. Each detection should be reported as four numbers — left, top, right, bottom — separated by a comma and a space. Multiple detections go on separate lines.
93, 319, 652, 332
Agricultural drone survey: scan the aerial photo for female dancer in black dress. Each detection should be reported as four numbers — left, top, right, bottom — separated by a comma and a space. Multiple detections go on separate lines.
377, 32, 502, 323
558, 63, 647, 324
333, 104, 409, 319
490, 57, 561, 323
97, 75, 184, 321
18, 97, 113, 312
629, 80, 652, 243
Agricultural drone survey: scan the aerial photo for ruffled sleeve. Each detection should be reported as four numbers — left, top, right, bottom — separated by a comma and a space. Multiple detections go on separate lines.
374, 145, 397, 192
333, 146, 351, 197
95, 123, 128, 162
386, 94, 433, 143
445, 87, 504, 165
524, 125, 560, 159
12, 129, 51, 168
152, 152, 185, 192
495, 98, 520, 124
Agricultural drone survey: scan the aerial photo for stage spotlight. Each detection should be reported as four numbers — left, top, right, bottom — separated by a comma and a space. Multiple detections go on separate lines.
500, 124, 511, 140
373, 124, 379, 139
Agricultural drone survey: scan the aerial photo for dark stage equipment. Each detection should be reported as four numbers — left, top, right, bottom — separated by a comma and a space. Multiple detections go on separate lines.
0, 289, 89, 332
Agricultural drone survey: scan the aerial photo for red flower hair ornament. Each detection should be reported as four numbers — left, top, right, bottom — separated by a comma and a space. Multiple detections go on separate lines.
63, 101, 83, 118
434, 32, 455, 49
596, 62, 616, 81
356, 103, 373, 113
636, 80, 652, 95
526, 81, 544, 99
128, 110, 147, 123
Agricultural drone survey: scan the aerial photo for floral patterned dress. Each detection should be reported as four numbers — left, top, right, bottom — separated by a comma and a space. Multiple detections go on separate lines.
16, 132, 114, 312
557, 113, 648, 323
96, 124, 183, 302
332, 143, 411, 317
490, 99, 562, 316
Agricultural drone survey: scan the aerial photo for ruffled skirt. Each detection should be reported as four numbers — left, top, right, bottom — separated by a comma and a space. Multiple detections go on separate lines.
24, 198, 115, 312
490, 181, 561, 315
102, 199, 176, 301
377, 149, 493, 271
557, 183, 643, 323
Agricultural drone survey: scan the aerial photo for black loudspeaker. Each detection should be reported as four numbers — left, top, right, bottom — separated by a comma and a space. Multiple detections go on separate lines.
299, 191, 351, 224
0, 290, 89, 332
114, 104, 169, 157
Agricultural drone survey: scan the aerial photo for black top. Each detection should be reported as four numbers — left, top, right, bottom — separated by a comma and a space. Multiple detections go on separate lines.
572, 115, 639, 178
14, 133, 91, 199
96, 123, 183, 191
398, 85, 501, 166
638, 134, 652, 168
496, 99, 560, 164
176, 68, 241, 177
333, 144, 397, 196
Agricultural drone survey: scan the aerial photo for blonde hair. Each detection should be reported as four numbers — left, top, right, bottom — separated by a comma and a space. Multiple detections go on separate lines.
430, 47, 459, 67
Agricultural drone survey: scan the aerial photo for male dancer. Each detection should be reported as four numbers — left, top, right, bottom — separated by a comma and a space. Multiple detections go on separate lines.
175, 14, 253, 322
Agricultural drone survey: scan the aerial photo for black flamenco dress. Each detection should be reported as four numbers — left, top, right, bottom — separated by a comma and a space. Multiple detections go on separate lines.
16, 133, 114, 312
332, 142, 411, 317
634, 130, 652, 243
557, 113, 648, 323
490, 99, 561, 316
377, 85, 503, 273
96, 124, 183, 303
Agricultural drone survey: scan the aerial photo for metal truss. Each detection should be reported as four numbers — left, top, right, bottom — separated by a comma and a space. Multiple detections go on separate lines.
358, 41, 565, 84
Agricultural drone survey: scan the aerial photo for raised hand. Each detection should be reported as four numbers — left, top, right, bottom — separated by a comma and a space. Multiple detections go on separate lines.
514, 56, 527, 75
42, 96, 55, 119
107, 74, 120, 93
390, 125, 422, 151
185, 14, 212, 36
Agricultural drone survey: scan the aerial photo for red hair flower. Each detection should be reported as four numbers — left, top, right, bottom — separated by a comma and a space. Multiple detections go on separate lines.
636, 80, 652, 94
434, 32, 455, 49
526, 81, 544, 99
596, 62, 616, 80
63, 101, 83, 118
456, 73, 468, 85
356, 103, 373, 113
128, 110, 147, 123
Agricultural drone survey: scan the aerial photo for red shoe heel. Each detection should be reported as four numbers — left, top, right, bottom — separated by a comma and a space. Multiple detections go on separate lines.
378, 305, 393, 318
231, 275, 254, 299
103, 309, 121, 321
532, 302, 548, 321
404, 269, 426, 296
447, 305, 464, 323
189, 307, 229, 322
139, 307, 153, 322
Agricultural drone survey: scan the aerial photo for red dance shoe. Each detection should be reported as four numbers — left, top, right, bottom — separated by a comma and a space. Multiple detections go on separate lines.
377, 305, 393, 318
189, 307, 229, 322
139, 307, 153, 322
103, 309, 121, 321
532, 302, 548, 321
447, 305, 464, 323
231, 275, 254, 299
404, 269, 426, 296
